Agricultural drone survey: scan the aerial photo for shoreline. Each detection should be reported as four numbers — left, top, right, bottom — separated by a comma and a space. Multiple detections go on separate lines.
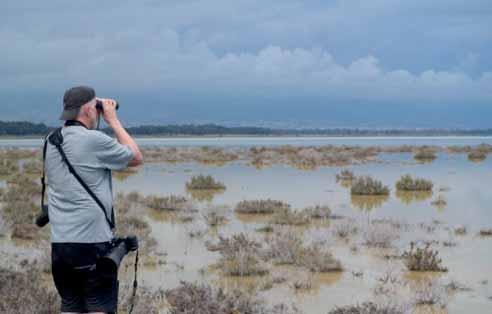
2, 134, 492, 140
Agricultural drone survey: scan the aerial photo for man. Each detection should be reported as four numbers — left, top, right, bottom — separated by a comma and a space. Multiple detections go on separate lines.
45, 86, 143, 314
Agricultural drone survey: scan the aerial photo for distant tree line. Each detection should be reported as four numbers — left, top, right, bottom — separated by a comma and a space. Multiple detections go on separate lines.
2, 120, 492, 137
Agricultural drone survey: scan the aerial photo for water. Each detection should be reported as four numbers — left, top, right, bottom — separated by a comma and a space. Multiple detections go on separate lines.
3, 137, 492, 313
112, 149, 492, 313
2, 135, 492, 148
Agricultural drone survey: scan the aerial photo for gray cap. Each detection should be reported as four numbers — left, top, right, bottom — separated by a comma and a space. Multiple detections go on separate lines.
60, 86, 96, 120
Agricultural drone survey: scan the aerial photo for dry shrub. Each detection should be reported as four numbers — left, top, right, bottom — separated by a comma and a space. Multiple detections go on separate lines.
454, 226, 467, 235
298, 244, 342, 272
305, 205, 331, 219
208, 233, 267, 276
479, 228, 492, 236
2, 200, 38, 226
431, 194, 447, 208
265, 230, 305, 265
185, 174, 225, 190
23, 160, 43, 175
351, 176, 389, 196
336, 169, 354, 181
271, 207, 311, 226
202, 206, 227, 227
328, 302, 409, 314
0, 159, 19, 175
118, 287, 164, 314
332, 219, 358, 239
11, 223, 40, 240
165, 281, 302, 314
235, 199, 291, 214
145, 194, 191, 211
395, 174, 433, 191
402, 243, 447, 272
265, 230, 342, 272
362, 221, 399, 248
414, 149, 437, 162
412, 280, 447, 307
468, 150, 487, 161
0, 266, 59, 314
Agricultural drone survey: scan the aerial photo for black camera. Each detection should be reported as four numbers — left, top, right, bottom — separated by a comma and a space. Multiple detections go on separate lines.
96, 100, 120, 112
35, 205, 49, 227
97, 235, 139, 278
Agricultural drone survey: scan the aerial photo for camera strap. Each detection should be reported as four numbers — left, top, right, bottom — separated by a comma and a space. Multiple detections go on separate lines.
42, 127, 115, 230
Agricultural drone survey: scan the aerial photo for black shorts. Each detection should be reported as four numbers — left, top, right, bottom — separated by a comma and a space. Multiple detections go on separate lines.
51, 242, 119, 313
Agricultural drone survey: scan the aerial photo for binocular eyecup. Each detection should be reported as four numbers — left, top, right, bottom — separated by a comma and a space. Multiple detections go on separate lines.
95, 100, 120, 112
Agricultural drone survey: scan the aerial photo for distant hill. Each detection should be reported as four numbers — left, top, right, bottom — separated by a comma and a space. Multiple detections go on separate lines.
2, 120, 492, 137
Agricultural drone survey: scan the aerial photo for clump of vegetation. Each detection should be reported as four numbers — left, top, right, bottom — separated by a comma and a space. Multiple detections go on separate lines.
454, 226, 467, 236
265, 231, 305, 265
202, 207, 227, 227
207, 233, 267, 276
305, 205, 331, 219
336, 169, 354, 181
479, 229, 492, 236
11, 223, 40, 240
22, 160, 43, 175
468, 150, 487, 162
402, 242, 448, 272
165, 281, 302, 314
362, 221, 399, 248
0, 266, 59, 313
298, 244, 342, 272
235, 199, 291, 214
395, 174, 433, 191
414, 149, 437, 162
145, 194, 191, 211
431, 194, 447, 208
271, 207, 311, 226
351, 176, 389, 196
2, 200, 38, 226
332, 220, 358, 239
328, 302, 408, 314
0, 159, 19, 176
185, 174, 225, 190
0, 215, 6, 237
265, 230, 342, 272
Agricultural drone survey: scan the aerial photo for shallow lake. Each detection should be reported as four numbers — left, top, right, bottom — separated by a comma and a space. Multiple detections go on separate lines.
2, 137, 492, 313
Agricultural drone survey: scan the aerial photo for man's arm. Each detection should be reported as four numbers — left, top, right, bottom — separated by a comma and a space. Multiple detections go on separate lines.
98, 98, 143, 167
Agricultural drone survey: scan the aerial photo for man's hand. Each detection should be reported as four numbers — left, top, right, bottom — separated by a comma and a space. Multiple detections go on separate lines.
96, 98, 118, 126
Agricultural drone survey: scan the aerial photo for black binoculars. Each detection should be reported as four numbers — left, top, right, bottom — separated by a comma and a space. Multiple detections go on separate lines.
95, 100, 120, 112
97, 235, 139, 278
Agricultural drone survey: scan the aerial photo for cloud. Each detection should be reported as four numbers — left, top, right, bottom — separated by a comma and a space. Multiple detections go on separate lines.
1, 0, 492, 127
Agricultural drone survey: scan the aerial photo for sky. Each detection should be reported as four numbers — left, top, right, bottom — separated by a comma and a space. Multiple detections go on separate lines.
1, 0, 492, 128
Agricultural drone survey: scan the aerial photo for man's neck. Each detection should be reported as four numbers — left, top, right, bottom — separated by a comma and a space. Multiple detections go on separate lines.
65, 119, 89, 129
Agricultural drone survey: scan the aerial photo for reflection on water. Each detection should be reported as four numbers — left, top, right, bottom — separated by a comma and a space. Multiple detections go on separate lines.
351, 195, 390, 212
185, 187, 225, 202
396, 190, 434, 205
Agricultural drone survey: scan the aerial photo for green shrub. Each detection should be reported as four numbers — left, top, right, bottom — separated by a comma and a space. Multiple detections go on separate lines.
351, 176, 389, 195
235, 199, 290, 214
414, 149, 437, 161
395, 174, 433, 191
185, 175, 225, 190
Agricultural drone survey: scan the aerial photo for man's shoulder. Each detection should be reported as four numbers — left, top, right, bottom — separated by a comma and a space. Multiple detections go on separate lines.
63, 127, 113, 149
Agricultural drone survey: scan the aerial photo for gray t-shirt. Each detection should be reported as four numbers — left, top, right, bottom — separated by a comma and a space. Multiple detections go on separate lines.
45, 125, 133, 243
